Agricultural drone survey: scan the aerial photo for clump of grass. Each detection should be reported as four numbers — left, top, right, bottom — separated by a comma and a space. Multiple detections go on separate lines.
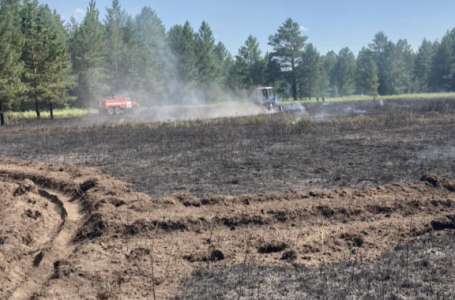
4, 108, 97, 125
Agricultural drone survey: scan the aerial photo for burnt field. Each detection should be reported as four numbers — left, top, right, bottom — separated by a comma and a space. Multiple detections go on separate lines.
2, 98, 455, 299
1, 158, 455, 299
178, 232, 455, 300
1, 98, 455, 197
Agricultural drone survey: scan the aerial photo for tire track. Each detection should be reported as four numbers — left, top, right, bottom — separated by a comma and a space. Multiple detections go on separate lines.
7, 188, 83, 300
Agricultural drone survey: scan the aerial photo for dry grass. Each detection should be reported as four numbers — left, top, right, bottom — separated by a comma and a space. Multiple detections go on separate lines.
177, 233, 455, 300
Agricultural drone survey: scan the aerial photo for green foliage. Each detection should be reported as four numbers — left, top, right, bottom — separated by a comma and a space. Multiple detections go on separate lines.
196, 21, 218, 102
0, 0, 25, 125
104, 0, 127, 93
135, 7, 167, 105
213, 42, 232, 89
268, 18, 307, 100
38, 5, 71, 117
298, 43, 321, 99
3, 1, 455, 125
356, 48, 379, 97
414, 39, 435, 93
430, 30, 455, 92
369, 32, 389, 95
368, 32, 416, 95
230, 35, 266, 98
321, 51, 338, 97
20, 0, 70, 118
121, 15, 142, 98
168, 22, 198, 86
70, 0, 106, 108
334, 47, 355, 96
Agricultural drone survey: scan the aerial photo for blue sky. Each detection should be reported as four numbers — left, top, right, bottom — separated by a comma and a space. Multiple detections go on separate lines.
41, 0, 455, 56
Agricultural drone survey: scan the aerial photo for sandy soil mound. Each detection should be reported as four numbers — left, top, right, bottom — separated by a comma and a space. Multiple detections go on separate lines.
1, 158, 455, 299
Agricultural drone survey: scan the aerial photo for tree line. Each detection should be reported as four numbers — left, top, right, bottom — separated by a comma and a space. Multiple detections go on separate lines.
1, 0, 455, 125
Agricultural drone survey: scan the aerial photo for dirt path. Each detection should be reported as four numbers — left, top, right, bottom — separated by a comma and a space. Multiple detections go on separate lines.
7, 190, 83, 300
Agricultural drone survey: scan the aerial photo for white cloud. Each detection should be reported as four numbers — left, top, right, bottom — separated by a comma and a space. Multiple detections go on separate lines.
300, 25, 310, 32
74, 8, 84, 14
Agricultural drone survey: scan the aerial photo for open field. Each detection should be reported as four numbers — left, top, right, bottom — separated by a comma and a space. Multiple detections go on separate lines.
1, 158, 455, 299
1, 98, 455, 299
4, 92, 455, 126
179, 232, 455, 299
2, 98, 455, 197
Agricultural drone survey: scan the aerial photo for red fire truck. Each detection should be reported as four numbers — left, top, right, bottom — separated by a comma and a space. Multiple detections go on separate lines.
98, 97, 139, 115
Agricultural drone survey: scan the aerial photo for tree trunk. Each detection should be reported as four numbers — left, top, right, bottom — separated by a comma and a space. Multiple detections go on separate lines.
34, 93, 40, 119
291, 60, 297, 101
32, 45, 40, 119
204, 68, 208, 102
309, 81, 312, 100
88, 67, 92, 108
49, 102, 54, 120
0, 102, 4, 126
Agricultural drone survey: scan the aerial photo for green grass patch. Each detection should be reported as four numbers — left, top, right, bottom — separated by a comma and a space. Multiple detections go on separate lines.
280, 92, 455, 104
4, 108, 97, 125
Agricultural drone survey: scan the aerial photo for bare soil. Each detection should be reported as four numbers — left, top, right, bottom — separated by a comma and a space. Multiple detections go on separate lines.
2, 98, 455, 299
1, 158, 455, 299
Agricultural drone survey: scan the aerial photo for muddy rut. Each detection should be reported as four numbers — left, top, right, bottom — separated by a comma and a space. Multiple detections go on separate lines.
8, 190, 82, 300
1, 158, 455, 299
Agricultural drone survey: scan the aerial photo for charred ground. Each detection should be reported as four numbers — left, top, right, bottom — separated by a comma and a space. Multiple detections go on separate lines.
1, 158, 455, 299
1, 98, 455, 197
1, 98, 455, 299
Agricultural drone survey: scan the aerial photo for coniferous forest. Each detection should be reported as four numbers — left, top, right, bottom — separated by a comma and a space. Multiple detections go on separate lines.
1, 0, 455, 124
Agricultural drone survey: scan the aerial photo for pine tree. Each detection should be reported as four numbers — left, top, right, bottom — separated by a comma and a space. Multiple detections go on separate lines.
38, 5, 70, 119
135, 7, 167, 105
369, 32, 389, 95
104, 0, 127, 93
334, 47, 355, 96
430, 31, 455, 92
122, 15, 142, 99
20, 0, 45, 118
0, 0, 25, 125
20, 1, 68, 119
70, 0, 106, 108
196, 21, 216, 102
235, 35, 266, 92
167, 21, 198, 93
380, 41, 395, 95
315, 66, 329, 100
264, 52, 285, 94
414, 39, 435, 92
380, 40, 415, 95
268, 18, 307, 100
356, 48, 379, 98
321, 51, 338, 96
369, 32, 389, 55
239, 36, 265, 86
394, 39, 415, 94
299, 43, 320, 99
214, 42, 232, 85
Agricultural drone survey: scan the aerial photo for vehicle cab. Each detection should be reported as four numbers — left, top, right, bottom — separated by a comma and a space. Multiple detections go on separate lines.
252, 87, 278, 110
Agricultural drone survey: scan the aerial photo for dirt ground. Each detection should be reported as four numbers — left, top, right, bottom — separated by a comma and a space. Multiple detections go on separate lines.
179, 233, 455, 299
1, 158, 455, 299
1, 99, 455, 198
1, 98, 455, 299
